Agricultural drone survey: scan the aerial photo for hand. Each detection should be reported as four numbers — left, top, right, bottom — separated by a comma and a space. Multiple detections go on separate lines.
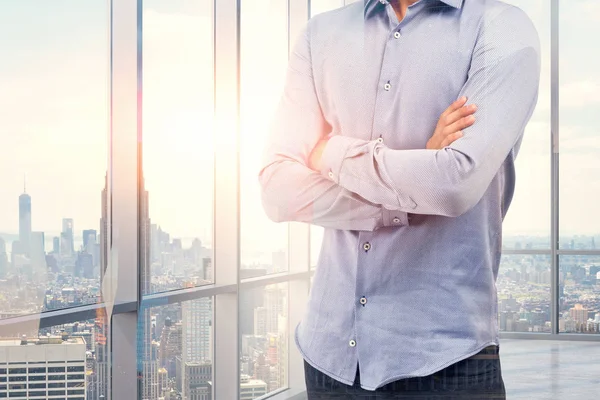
308, 138, 330, 172
426, 97, 477, 150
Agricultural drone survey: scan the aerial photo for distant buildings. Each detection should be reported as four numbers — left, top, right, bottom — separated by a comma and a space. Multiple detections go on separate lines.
0, 334, 87, 399
18, 188, 31, 257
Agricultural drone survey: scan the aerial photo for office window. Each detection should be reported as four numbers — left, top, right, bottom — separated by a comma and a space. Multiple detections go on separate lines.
559, 255, 600, 333
240, 0, 289, 274
558, 0, 600, 247
497, 254, 551, 332
311, 0, 345, 17
141, 301, 213, 400
0, 0, 108, 318
495, 0, 552, 249
142, 0, 214, 294
240, 283, 288, 398
310, 226, 324, 271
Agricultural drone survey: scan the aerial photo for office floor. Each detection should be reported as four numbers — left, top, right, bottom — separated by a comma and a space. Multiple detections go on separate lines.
499, 338, 600, 399
294, 339, 600, 400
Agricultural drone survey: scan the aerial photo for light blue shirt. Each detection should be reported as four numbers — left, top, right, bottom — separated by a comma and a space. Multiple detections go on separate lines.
259, 0, 540, 391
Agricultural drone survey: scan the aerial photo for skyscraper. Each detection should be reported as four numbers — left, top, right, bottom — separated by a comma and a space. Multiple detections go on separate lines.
96, 174, 109, 399
100, 173, 108, 283
0, 237, 8, 278
18, 183, 32, 257
30, 231, 46, 276
61, 218, 74, 256
139, 183, 160, 400
0, 335, 87, 399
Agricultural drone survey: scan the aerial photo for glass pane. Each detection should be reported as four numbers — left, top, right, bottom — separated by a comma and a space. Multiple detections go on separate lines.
311, 0, 344, 17
0, 0, 108, 318
559, 1, 600, 247
0, 313, 110, 399
310, 226, 324, 270
559, 255, 600, 333
241, 0, 289, 273
142, 0, 214, 293
500, 0, 551, 248
142, 299, 213, 399
240, 283, 288, 397
497, 254, 551, 333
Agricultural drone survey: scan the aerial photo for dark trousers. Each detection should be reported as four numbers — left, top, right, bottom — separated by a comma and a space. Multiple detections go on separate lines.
304, 345, 506, 399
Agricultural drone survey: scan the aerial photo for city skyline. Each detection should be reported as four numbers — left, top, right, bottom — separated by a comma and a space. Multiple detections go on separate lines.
1, 0, 600, 250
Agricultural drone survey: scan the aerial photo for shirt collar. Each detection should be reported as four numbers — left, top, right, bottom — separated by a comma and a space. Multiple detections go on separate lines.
364, 0, 463, 18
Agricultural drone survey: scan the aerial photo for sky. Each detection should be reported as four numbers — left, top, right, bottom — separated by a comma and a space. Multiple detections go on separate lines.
0, 0, 598, 263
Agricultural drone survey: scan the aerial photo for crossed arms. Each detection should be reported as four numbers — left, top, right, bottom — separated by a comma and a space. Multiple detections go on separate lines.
258, 7, 540, 232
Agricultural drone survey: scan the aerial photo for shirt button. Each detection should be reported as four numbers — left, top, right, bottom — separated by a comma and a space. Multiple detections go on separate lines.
328, 171, 334, 179
384, 83, 391, 91
392, 217, 401, 224
363, 242, 371, 251
394, 31, 401, 39
349, 339, 356, 347
376, 137, 383, 144
359, 297, 367, 305
379, 0, 387, 4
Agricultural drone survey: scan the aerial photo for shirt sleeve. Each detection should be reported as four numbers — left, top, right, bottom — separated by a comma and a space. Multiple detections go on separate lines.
319, 6, 541, 218
258, 21, 411, 231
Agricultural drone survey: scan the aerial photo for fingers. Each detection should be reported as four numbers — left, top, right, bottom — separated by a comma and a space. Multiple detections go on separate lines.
444, 114, 475, 136
441, 96, 468, 119
443, 103, 477, 128
440, 131, 464, 148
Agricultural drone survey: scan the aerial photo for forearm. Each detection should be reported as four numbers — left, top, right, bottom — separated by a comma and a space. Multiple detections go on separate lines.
259, 157, 409, 231
319, 10, 540, 218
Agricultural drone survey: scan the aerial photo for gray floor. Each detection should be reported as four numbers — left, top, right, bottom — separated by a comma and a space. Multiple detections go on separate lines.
293, 339, 600, 399
500, 339, 600, 399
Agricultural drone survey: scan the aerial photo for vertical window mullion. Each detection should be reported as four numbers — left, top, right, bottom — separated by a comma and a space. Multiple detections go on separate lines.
214, 0, 241, 399
287, 0, 312, 394
109, 0, 141, 399
550, 0, 559, 336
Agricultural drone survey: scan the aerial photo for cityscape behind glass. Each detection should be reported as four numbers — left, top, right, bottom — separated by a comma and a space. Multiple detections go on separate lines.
1, 0, 599, 399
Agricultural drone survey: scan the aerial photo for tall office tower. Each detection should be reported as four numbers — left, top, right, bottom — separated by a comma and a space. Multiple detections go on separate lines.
61, 218, 75, 256
76, 252, 94, 279
182, 298, 212, 363
0, 237, 8, 278
183, 362, 212, 400
82, 229, 98, 267
158, 367, 169, 399
264, 285, 283, 335
254, 306, 267, 336
277, 314, 288, 389
139, 184, 160, 400
159, 319, 182, 378
30, 231, 46, 276
100, 174, 108, 284
181, 297, 212, 399
0, 335, 87, 399
52, 236, 60, 254
95, 304, 109, 399
202, 257, 213, 282
18, 184, 32, 257
83, 229, 97, 251
151, 223, 159, 263
96, 174, 109, 399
